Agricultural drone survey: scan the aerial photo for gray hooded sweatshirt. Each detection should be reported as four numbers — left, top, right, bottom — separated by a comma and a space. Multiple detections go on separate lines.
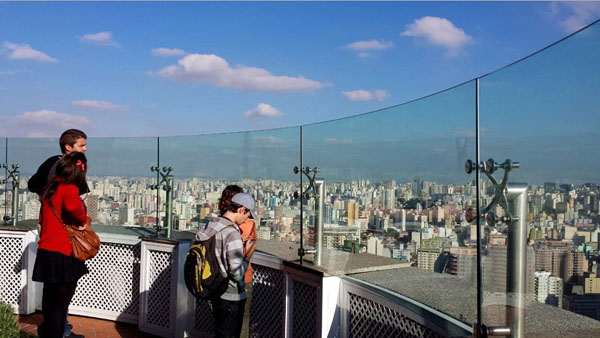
196, 216, 247, 301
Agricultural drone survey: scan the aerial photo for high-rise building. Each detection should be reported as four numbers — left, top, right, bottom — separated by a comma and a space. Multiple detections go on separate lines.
534, 271, 563, 307
563, 251, 586, 283
584, 272, 600, 294
87, 195, 99, 222
22, 199, 41, 221
563, 294, 600, 320
483, 245, 535, 296
118, 203, 135, 225
347, 200, 358, 226
446, 247, 477, 281
418, 248, 441, 272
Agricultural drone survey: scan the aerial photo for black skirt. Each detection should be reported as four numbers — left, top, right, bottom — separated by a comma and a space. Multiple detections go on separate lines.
32, 248, 89, 284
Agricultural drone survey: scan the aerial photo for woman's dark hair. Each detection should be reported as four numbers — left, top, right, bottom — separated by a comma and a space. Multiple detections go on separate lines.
42, 152, 88, 201
218, 185, 243, 216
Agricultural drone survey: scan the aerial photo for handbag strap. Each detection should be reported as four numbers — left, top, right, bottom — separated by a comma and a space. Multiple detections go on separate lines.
48, 202, 67, 228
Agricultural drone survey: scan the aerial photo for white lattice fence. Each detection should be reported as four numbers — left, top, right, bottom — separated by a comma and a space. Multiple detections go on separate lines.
69, 241, 141, 323
147, 249, 172, 328
348, 293, 443, 338
0, 228, 38, 314
138, 238, 190, 338
250, 264, 285, 338
0, 234, 24, 307
292, 279, 319, 338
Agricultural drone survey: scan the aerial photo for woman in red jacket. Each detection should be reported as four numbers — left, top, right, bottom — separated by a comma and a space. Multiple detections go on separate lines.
33, 152, 90, 338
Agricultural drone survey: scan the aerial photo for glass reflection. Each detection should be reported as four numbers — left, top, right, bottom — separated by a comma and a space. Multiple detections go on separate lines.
479, 20, 600, 334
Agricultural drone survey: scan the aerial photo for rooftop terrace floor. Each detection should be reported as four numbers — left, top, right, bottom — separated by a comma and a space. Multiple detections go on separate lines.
15, 312, 160, 338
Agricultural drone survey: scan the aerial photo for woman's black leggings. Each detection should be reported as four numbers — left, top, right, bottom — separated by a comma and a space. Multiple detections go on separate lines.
39, 281, 78, 338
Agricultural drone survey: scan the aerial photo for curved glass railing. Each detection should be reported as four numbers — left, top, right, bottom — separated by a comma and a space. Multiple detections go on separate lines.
478, 19, 600, 336
2, 18, 599, 336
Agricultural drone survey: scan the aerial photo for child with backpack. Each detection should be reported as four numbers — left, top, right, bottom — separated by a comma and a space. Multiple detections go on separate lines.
194, 192, 256, 338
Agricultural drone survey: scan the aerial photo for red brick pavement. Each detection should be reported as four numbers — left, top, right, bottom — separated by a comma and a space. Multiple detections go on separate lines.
15, 312, 160, 338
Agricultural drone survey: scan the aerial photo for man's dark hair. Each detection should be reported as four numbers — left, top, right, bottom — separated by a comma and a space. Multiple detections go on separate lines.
42, 152, 88, 201
59, 129, 87, 154
218, 185, 243, 216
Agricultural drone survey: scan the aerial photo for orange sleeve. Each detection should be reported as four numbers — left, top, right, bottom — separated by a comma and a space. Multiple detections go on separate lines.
250, 221, 257, 241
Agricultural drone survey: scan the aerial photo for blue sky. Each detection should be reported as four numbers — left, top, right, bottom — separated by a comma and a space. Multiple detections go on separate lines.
1, 1, 600, 138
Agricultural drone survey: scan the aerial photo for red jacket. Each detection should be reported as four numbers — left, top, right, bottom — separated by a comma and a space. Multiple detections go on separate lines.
38, 184, 88, 256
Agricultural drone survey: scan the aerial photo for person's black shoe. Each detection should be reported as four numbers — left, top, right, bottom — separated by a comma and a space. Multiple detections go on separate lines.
67, 334, 85, 338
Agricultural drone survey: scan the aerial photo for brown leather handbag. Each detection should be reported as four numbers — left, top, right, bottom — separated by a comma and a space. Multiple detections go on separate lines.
50, 204, 100, 261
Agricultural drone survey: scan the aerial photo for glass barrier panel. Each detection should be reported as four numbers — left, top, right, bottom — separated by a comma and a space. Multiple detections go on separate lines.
302, 80, 477, 325
84, 137, 159, 228
479, 21, 600, 336
159, 127, 300, 251
6, 137, 59, 225
0, 138, 7, 223
9, 137, 160, 227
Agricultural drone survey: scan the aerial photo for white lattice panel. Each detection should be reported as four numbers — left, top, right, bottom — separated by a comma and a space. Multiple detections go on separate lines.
193, 298, 214, 336
70, 242, 140, 320
250, 264, 285, 338
146, 249, 172, 329
293, 280, 318, 338
348, 293, 443, 338
0, 236, 23, 307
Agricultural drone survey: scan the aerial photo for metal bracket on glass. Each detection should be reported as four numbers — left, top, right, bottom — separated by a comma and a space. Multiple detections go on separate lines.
150, 166, 174, 237
465, 158, 519, 226
1, 164, 20, 226
293, 166, 323, 265
293, 166, 320, 200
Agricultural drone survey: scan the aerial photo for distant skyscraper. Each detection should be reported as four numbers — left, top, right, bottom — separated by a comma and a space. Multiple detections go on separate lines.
347, 200, 358, 226
87, 195, 99, 222
544, 182, 557, 194
118, 203, 135, 225
483, 244, 535, 296
446, 247, 477, 281
534, 271, 563, 307
563, 251, 586, 283
417, 248, 441, 272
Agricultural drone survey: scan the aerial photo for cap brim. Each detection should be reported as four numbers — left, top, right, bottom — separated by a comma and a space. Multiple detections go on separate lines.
250, 210, 258, 220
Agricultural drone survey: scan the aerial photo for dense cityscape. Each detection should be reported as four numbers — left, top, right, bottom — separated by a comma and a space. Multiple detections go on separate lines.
2, 174, 599, 322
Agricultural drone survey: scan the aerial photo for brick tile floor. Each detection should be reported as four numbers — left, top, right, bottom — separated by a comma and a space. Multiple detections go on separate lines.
15, 312, 160, 338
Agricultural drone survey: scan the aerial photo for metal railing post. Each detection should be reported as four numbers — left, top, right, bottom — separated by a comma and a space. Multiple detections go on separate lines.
150, 166, 174, 237
506, 183, 528, 338
2, 164, 20, 226
314, 178, 324, 266
11, 171, 19, 226
165, 174, 173, 238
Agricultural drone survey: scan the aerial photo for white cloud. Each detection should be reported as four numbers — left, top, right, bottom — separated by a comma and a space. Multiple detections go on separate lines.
71, 100, 127, 110
551, 2, 600, 33
1, 42, 58, 62
402, 16, 472, 54
244, 103, 283, 117
80, 31, 118, 46
0, 110, 92, 137
152, 48, 186, 56
342, 89, 389, 101
156, 53, 324, 92
325, 138, 354, 145
344, 39, 394, 58
345, 39, 394, 51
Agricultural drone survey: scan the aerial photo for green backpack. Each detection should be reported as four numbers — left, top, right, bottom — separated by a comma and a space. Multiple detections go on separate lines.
184, 226, 232, 299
